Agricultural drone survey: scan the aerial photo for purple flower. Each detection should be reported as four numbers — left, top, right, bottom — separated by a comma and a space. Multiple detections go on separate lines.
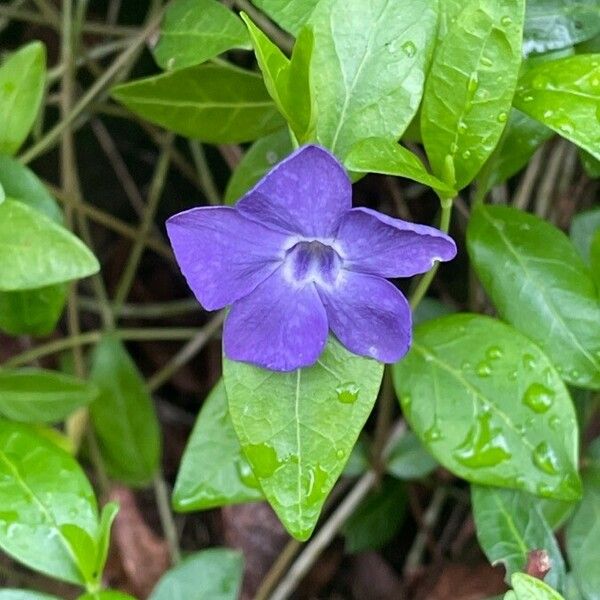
166, 145, 456, 372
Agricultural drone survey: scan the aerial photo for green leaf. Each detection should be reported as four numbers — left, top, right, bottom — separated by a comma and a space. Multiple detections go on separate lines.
566, 468, 600, 600
94, 502, 119, 582
0, 41, 46, 155
242, 14, 314, 141
224, 336, 384, 540
344, 137, 456, 199
467, 204, 600, 390
0, 157, 67, 335
152, 0, 249, 70
421, 0, 525, 190
478, 109, 554, 192
471, 485, 566, 588
0, 368, 98, 423
60, 523, 99, 584
0, 420, 99, 585
308, 0, 438, 159
149, 548, 243, 600
570, 207, 600, 265
224, 129, 293, 204
111, 63, 284, 143
386, 431, 438, 480
0, 198, 99, 291
90, 334, 161, 486
413, 297, 456, 326
0, 593, 61, 600
513, 55, 600, 160
342, 477, 406, 553
0, 284, 67, 336
392, 314, 582, 501
509, 573, 566, 600
173, 379, 263, 512
523, 0, 600, 56
251, 0, 319, 35
580, 149, 600, 178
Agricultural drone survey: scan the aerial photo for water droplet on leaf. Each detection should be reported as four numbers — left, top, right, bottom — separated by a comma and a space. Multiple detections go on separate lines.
401, 41, 417, 58
244, 443, 281, 478
532, 441, 559, 475
475, 361, 492, 377
305, 465, 328, 505
497, 112, 508, 123
424, 424, 443, 442
500, 15, 513, 26
522, 354, 536, 369
453, 412, 511, 468
236, 459, 260, 489
523, 382, 554, 414
486, 346, 503, 360
336, 382, 360, 404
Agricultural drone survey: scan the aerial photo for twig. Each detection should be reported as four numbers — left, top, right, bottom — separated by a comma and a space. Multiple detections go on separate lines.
78, 297, 201, 319
153, 472, 181, 564
513, 146, 545, 210
189, 141, 221, 205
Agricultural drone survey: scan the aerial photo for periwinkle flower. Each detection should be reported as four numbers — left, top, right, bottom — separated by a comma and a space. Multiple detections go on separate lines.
166, 145, 456, 371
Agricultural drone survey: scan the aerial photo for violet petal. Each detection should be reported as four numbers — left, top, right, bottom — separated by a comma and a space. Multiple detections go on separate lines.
223, 267, 328, 371
318, 271, 412, 363
166, 206, 287, 311
336, 207, 457, 278
236, 145, 351, 237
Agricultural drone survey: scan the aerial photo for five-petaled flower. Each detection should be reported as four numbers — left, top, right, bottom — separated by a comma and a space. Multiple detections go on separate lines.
166, 145, 456, 372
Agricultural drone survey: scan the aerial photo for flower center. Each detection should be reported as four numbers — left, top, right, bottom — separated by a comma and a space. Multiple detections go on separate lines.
284, 240, 342, 287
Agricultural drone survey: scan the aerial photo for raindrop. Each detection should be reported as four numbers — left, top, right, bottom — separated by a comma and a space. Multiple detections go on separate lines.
537, 482, 553, 496
235, 459, 260, 489
336, 382, 360, 404
559, 121, 574, 135
453, 412, 511, 468
508, 370, 518, 381
475, 361, 492, 377
424, 424, 443, 442
543, 109, 554, 119
591, 77, 600, 87
497, 112, 508, 123
467, 73, 479, 94
401, 41, 417, 58
522, 354, 536, 369
402, 394, 412, 409
243, 442, 281, 478
336, 449, 344, 459
548, 415, 561, 431
458, 120, 468, 134
532, 441, 559, 475
523, 382, 554, 414
305, 465, 328, 506
532, 74, 550, 90
522, 95, 534, 102
500, 15, 513, 26
486, 346, 503, 360
461, 361, 472, 371
570, 369, 580, 380
481, 56, 493, 68
462, 150, 471, 159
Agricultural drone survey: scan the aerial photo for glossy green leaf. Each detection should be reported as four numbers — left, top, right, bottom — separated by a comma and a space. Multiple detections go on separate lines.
523, 0, 600, 56
0, 368, 98, 423
344, 138, 456, 199
224, 129, 293, 204
224, 336, 384, 540
111, 64, 285, 143
0, 420, 99, 584
0, 593, 61, 600
387, 431, 438, 480
478, 109, 553, 192
422, 0, 525, 190
467, 205, 600, 389
472, 485, 566, 589
173, 379, 263, 511
242, 14, 314, 141
251, 0, 319, 35
342, 477, 406, 553
152, 0, 248, 70
308, 0, 438, 159
393, 314, 581, 501
566, 468, 600, 600
149, 548, 243, 600
94, 502, 119, 581
0, 157, 67, 335
570, 207, 600, 265
0, 42, 46, 155
509, 573, 566, 600
514, 55, 600, 160
580, 149, 600, 178
0, 284, 67, 336
0, 198, 99, 291
90, 335, 161, 486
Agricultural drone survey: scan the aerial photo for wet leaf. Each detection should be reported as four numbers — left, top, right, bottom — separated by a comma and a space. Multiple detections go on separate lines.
508, 572, 566, 599
392, 314, 582, 501
224, 129, 293, 205
224, 336, 384, 540
472, 485, 566, 588
468, 205, 600, 390
422, 0, 525, 190
111, 64, 284, 143
152, 0, 249, 70
90, 335, 161, 486
251, 0, 319, 35
513, 54, 600, 160
309, 0, 438, 158
173, 379, 264, 511
344, 137, 456, 199
0, 42, 46, 155
0, 420, 99, 585
0, 368, 98, 423
0, 199, 99, 291
149, 549, 243, 600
